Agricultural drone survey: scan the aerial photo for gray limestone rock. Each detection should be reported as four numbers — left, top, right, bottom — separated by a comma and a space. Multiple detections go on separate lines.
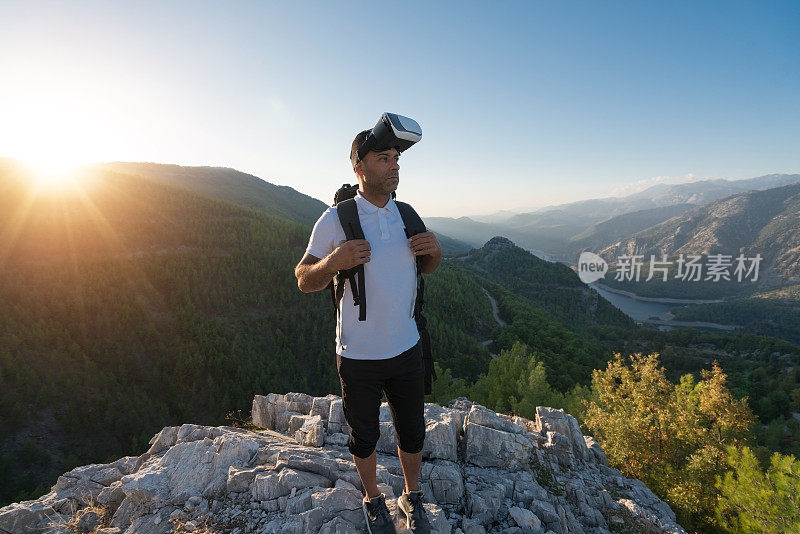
0, 491, 71, 534
227, 465, 270, 493
319, 516, 360, 534
328, 399, 345, 425
617, 498, 686, 534
423, 403, 460, 462
426, 502, 453, 533
121, 431, 259, 505
285, 392, 314, 415
466, 404, 527, 435
311, 486, 363, 522
146, 426, 179, 455
295, 415, 326, 447
422, 460, 464, 505
583, 435, 607, 465
536, 407, 591, 463
97, 481, 127, 511
310, 394, 339, 421
508, 506, 543, 533
0, 394, 687, 534
52, 463, 124, 502
121, 509, 174, 534
325, 432, 349, 447
464, 422, 533, 469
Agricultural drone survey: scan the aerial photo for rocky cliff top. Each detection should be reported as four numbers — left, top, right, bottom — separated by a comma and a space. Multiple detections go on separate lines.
1, 393, 685, 534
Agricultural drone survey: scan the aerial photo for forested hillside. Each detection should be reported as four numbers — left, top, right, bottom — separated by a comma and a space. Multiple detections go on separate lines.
668, 285, 800, 344
0, 162, 332, 503
454, 236, 634, 332
444, 237, 800, 434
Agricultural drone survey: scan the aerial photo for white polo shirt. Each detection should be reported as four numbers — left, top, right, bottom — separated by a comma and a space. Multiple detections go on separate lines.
305, 191, 420, 360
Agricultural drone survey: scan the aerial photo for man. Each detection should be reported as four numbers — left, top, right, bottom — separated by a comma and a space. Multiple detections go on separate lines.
294, 128, 442, 533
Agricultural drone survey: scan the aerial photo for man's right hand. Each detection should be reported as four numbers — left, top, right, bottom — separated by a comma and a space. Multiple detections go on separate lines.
294, 239, 370, 293
329, 239, 371, 271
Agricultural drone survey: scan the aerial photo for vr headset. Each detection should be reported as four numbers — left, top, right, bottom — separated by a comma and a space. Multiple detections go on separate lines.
356, 112, 422, 163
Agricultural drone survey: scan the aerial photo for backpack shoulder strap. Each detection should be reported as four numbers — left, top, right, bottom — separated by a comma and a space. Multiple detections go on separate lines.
395, 200, 426, 278
395, 200, 428, 318
336, 198, 364, 240
395, 201, 427, 236
333, 198, 367, 321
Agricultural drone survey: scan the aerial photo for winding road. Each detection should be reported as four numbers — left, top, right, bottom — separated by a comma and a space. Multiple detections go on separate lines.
481, 288, 506, 353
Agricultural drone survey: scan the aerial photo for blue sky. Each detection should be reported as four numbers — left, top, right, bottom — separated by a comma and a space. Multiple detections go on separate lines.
1, 0, 798, 216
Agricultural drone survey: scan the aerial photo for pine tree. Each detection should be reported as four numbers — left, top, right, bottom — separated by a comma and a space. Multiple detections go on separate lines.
716, 446, 800, 533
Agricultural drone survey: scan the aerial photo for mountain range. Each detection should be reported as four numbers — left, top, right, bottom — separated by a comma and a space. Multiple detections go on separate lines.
598, 182, 800, 287
428, 173, 800, 263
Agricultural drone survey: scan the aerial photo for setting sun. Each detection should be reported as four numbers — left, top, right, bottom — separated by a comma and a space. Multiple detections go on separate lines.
23, 157, 85, 191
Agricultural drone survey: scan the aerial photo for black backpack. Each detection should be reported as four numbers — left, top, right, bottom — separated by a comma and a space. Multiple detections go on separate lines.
327, 184, 437, 395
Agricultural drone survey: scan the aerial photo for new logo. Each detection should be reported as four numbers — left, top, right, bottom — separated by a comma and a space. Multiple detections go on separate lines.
577, 251, 608, 284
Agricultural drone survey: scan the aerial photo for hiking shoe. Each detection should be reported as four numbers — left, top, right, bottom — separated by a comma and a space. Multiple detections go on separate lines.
397, 490, 432, 533
362, 493, 396, 534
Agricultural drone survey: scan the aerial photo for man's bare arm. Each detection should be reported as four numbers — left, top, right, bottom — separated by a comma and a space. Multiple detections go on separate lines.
294, 239, 371, 293
294, 252, 337, 293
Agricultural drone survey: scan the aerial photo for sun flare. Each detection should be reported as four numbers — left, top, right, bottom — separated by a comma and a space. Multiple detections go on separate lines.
24, 157, 85, 191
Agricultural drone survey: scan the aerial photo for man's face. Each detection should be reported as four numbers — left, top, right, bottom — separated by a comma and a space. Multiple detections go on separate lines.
356, 147, 400, 196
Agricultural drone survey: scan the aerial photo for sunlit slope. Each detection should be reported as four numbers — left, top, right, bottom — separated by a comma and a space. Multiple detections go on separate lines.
97, 161, 328, 227
0, 160, 331, 395
95, 160, 474, 257
0, 162, 339, 499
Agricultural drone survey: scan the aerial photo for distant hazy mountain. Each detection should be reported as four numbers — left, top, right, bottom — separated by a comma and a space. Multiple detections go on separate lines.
429, 173, 800, 260
506, 198, 655, 227
598, 182, 800, 285
529, 173, 800, 218
569, 204, 695, 252
468, 209, 519, 224
426, 216, 501, 249
625, 173, 800, 205
97, 161, 328, 227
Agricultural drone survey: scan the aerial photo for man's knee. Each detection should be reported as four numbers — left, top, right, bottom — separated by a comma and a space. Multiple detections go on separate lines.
396, 420, 426, 454
348, 428, 379, 459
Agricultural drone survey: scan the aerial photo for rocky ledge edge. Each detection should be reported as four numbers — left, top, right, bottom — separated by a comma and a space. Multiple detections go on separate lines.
0, 393, 686, 534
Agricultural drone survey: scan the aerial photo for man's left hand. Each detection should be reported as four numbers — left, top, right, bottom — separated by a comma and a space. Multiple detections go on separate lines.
408, 232, 441, 258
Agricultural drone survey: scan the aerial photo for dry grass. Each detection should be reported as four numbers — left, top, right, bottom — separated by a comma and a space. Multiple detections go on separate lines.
224, 409, 261, 431
169, 510, 244, 533
169, 512, 214, 533
41, 493, 113, 533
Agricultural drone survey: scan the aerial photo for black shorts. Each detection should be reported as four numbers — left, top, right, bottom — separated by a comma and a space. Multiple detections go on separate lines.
336, 341, 426, 459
